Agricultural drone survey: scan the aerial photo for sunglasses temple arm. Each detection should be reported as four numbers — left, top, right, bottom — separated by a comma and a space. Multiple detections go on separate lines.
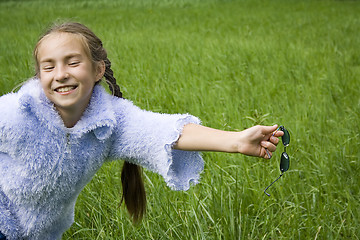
265, 148, 272, 159
272, 126, 281, 136
264, 173, 283, 197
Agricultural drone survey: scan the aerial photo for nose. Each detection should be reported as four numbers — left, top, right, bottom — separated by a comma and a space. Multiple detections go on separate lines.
54, 64, 69, 82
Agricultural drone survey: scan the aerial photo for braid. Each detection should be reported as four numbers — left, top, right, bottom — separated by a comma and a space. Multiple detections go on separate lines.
102, 57, 146, 223
103, 58, 122, 98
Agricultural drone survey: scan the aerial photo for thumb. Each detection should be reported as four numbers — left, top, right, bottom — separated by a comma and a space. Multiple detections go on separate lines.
262, 124, 279, 135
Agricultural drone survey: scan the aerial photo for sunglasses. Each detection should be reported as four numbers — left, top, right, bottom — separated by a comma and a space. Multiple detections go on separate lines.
264, 125, 290, 197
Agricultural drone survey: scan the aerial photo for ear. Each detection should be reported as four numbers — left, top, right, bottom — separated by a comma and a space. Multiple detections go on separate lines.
95, 60, 106, 82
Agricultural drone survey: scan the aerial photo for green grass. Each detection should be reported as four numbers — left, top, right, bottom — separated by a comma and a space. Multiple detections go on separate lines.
1, 0, 360, 239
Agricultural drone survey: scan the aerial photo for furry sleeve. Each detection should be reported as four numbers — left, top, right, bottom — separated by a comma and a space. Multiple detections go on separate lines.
0, 92, 22, 155
0, 93, 23, 238
108, 99, 204, 191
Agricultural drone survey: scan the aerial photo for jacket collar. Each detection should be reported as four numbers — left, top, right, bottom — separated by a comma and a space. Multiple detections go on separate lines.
18, 78, 116, 140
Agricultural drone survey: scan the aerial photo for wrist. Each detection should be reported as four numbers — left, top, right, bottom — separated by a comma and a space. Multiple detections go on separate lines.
231, 131, 246, 154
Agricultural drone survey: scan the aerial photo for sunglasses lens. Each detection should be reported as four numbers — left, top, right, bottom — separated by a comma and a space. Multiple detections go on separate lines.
280, 152, 290, 173
280, 126, 290, 147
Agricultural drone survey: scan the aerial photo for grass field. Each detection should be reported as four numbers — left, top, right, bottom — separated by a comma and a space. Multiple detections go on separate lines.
1, 0, 359, 239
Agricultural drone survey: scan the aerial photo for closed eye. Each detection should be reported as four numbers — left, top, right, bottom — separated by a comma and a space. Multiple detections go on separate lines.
69, 61, 80, 66
42, 66, 54, 71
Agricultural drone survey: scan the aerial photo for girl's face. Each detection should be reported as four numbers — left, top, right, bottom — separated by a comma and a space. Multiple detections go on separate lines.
37, 32, 104, 123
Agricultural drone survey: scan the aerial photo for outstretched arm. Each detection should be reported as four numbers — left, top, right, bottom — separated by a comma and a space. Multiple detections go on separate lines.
173, 123, 283, 159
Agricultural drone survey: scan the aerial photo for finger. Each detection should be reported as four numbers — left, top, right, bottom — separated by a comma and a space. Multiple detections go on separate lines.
269, 136, 280, 145
272, 130, 284, 138
262, 124, 279, 136
261, 141, 277, 152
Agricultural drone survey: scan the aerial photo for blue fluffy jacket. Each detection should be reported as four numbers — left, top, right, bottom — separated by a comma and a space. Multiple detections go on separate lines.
0, 78, 203, 240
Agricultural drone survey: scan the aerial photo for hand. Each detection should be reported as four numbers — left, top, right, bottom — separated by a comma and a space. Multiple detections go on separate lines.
236, 125, 284, 159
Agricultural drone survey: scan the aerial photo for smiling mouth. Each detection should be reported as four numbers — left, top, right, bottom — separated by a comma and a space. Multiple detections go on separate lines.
55, 86, 78, 93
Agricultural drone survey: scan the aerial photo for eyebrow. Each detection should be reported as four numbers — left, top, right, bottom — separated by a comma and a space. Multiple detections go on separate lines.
39, 53, 83, 64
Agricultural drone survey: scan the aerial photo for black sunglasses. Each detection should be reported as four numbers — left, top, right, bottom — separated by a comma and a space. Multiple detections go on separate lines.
264, 125, 290, 197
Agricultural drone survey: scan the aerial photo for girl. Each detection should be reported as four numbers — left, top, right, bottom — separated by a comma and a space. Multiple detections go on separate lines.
0, 22, 282, 240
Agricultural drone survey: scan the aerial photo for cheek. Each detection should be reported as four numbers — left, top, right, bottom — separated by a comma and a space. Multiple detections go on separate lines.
39, 75, 52, 92
81, 69, 98, 86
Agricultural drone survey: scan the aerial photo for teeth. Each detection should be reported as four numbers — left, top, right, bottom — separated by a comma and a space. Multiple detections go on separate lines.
56, 86, 76, 93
